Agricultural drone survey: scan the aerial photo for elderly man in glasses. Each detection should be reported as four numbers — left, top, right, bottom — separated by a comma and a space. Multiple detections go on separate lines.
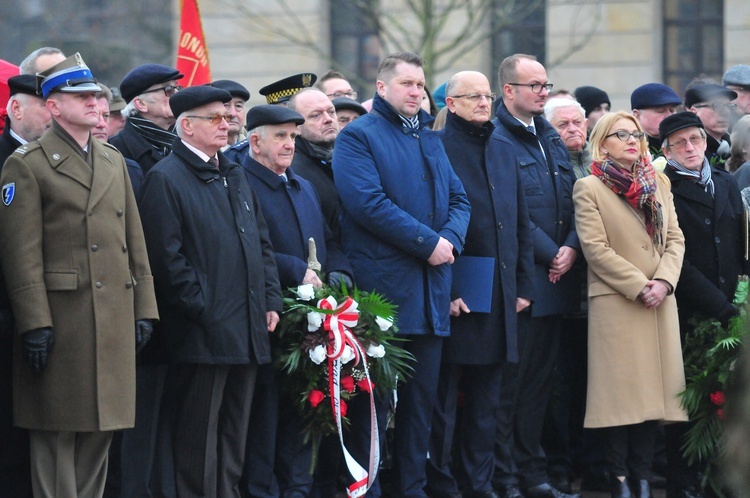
685, 84, 738, 168
139, 86, 282, 497
110, 63, 184, 174
491, 54, 581, 498
107, 62, 186, 497
426, 70, 534, 498
659, 111, 748, 498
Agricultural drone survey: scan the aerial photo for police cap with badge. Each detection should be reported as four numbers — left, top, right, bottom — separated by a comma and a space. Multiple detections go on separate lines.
259, 73, 317, 105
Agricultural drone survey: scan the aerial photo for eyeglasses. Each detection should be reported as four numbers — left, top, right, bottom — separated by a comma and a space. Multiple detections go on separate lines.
327, 91, 358, 100
142, 84, 183, 97
667, 135, 706, 149
186, 114, 233, 125
451, 93, 496, 103
508, 82, 553, 94
693, 102, 737, 113
605, 130, 646, 141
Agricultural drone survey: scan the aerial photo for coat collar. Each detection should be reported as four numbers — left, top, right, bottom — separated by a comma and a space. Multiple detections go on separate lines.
170, 138, 230, 183
371, 94, 435, 132
240, 154, 300, 191
665, 164, 729, 219
39, 125, 117, 210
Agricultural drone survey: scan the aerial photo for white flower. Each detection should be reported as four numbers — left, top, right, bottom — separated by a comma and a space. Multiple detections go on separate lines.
308, 345, 327, 364
341, 345, 355, 364
307, 311, 323, 331
375, 316, 393, 331
297, 284, 315, 301
367, 343, 386, 358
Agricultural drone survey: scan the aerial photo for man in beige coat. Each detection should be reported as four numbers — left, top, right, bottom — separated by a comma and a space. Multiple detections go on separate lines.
0, 53, 158, 497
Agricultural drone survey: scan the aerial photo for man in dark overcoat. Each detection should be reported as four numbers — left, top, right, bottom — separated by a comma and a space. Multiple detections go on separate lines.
109, 63, 184, 175
0, 53, 158, 498
491, 54, 580, 498
138, 86, 282, 498
238, 104, 352, 497
660, 112, 749, 498
427, 71, 534, 498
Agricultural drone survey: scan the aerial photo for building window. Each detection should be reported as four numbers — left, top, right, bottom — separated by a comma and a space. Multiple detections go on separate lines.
663, 0, 724, 94
329, 0, 381, 96
491, 2, 546, 74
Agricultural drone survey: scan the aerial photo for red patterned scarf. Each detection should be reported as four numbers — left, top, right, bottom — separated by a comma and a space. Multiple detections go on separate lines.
591, 157, 664, 253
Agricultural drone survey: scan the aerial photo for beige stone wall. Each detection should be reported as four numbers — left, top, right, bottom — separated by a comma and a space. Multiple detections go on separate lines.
546, 0, 662, 113
201, 0, 330, 107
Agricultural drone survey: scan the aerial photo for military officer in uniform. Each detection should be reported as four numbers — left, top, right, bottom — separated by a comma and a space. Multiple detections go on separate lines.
0, 53, 158, 498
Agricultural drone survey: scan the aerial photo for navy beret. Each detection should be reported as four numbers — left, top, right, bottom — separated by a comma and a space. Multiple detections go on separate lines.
332, 97, 367, 116
208, 80, 250, 101
246, 104, 304, 130
630, 83, 681, 110
120, 64, 184, 103
259, 73, 317, 105
659, 111, 704, 143
723, 65, 750, 88
684, 84, 737, 109
8, 74, 38, 97
169, 86, 232, 118
574, 85, 610, 117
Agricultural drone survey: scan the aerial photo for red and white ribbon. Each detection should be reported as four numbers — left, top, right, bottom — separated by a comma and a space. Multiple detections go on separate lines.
318, 296, 379, 497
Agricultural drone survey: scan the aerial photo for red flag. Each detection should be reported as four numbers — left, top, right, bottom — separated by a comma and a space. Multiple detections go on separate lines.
176, 0, 212, 86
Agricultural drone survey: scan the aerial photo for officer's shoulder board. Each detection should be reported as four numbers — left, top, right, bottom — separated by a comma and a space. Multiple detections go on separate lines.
101, 141, 120, 152
12, 142, 41, 157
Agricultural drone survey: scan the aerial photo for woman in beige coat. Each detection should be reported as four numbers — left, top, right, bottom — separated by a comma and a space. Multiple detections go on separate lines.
573, 111, 687, 498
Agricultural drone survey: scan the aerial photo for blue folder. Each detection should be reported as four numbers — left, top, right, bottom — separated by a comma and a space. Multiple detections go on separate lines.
451, 256, 495, 313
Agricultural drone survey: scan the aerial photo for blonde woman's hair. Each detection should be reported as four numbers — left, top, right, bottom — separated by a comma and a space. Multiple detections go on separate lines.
589, 111, 648, 163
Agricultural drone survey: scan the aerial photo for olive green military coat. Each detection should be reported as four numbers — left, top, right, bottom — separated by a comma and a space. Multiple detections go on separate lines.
0, 125, 158, 431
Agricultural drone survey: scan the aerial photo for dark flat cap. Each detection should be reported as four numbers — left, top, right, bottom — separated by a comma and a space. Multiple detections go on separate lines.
259, 73, 317, 105
332, 97, 367, 116
208, 80, 250, 101
37, 53, 101, 98
8, 74, 38, 97
574, 85, 610, 117
120, 63, 183, 103
723, 65, 750, 88
169, 86, 232, 118
685, 83, 738, 109
246, 105, 304, 130
631, 83, 681, 110
659, 111, 704, 143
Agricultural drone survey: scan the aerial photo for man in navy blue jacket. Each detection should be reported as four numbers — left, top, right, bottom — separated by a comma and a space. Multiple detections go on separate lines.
238, 104, 353, 498
491, 54, 581, 498
428, 70, 535, 498
333, 52, 470, 498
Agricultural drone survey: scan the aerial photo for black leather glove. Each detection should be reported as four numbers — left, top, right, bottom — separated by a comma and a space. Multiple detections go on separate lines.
22, 327, 54, 373
327, 271, 353, 290
135, 319, 153, 353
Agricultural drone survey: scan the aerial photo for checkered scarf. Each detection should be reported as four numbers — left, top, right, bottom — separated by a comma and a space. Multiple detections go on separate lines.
592, 156, 664, 253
